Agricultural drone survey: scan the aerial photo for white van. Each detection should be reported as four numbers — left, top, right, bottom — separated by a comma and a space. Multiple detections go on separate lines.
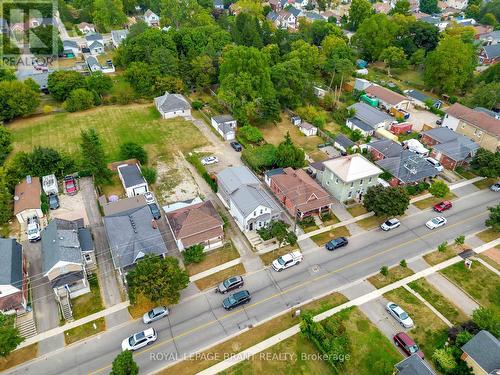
426, 157, 444, 172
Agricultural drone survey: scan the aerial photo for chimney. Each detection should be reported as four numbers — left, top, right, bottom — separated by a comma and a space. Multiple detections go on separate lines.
152, 219, 157, 229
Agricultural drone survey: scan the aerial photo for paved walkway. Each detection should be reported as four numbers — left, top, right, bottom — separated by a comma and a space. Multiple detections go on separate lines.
189, 258, 242, 282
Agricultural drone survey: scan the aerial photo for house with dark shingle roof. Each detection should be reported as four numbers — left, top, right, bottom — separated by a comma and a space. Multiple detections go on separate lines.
166, 200, 224, 251
461, 330, 500, 374
376, 150, 439, 186
211, 115, 237, 140
479, 43, 500, 65
347, 102, 394, 136
334, 134, 355, 152
0, 238, 27, 314
404, 89, 442, 109
154, 92, 191, 119
395, 354, 436, 375
117, 163, 149, 198
369, 139, 403, 161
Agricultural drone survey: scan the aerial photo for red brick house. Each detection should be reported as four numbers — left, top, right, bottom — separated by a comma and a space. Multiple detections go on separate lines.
0, 238, 28, 314
266, 167, 333, 219
368, 139, 403, 161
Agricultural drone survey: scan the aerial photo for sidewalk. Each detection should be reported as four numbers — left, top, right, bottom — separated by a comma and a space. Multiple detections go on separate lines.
189, 258, 242, 282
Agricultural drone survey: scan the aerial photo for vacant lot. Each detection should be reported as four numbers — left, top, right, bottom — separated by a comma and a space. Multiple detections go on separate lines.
368, 265, 414, 289
8, 104, 207, 162
186, 242, 240, 276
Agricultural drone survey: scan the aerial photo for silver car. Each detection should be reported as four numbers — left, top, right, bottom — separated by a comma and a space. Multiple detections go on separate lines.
490, 183, 500, 192
216, 276, 244, 294
142, 306, 169, 324
381, 218, 401, 231
386, 302, 414, 328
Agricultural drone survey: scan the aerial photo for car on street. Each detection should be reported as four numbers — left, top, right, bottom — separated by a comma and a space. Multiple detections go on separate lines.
425, 216, 447, 229
216, 275, 244, 294
48, 193, 59, 210
272, 250, 303, 271
230, 141, 242, 152
201, 156, 219, 165
325, 237, 349, 250
380, 218, 401, 231
64, 175, 78, 195
433, 201, 452, 212
121, 328, 157, 351
148, 203, 161, 220
142, 306, 169, 324
386, 302, 414, 328
222, 290, 251, 310
393, 332, 424, 358
490, 182, 500, 192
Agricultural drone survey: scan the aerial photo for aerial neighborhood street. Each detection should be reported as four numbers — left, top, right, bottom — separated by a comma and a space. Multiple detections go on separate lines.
0, 1, 499, 375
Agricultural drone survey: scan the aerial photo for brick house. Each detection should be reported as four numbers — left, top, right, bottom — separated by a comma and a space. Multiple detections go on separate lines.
368, 139, 403, 161
0, 238, 28, 314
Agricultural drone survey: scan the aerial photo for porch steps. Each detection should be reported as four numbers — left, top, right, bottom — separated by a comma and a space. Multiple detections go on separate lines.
16, 311, 37, 339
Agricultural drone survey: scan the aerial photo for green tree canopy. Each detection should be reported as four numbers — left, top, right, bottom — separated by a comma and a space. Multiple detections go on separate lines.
0, 127, 13, 166
64, 88, 95, 112
428, 180, 450, 198
119, 142, 148, 164
232, 13, 263, 48
86, 71, 113, 97
419, 0, 440, 14
237, 125, 264, 144
353, 14, 399, 61
471, 148, 500, 178
389, 0, 411, 15
271, 58, 313, 108
48, 70, 86, 101
110, 350, 139, 375
380, 46, 408, 75
0, 80, 40, 122
473, 307, 500, 337
92, 0, 127, 32
463, 82, 500, 110
0, 169, 13, 225
363, 185, 410, 216
275, 132, 305, 169
0, 312, 23, 357
80, 128, 111, 184
486, 203, 500, 232
349, 0, 373, 30
29, 25, 63, 56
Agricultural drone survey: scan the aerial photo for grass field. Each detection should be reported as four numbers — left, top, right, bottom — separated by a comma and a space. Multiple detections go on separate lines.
7, 104, 208, 162
368, 265, 414, 289
413, 192, 456, 210
194, 263, 246, 291
186, 242, 240, 276
0, 344, 38, 372
70, 275, 104, 320
64, 318, 106, 345
310, 226, 350, 246
473, 177, 496, 190
260, 245, 300, 266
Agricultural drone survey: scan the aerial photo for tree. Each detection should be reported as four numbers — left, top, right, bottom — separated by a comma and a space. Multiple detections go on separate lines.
419, 0, 440, 14
473, 307, 500, 338
410, 48, 426, 69
470, 148, 500, 178
438, 242, 447, 252
0, 169, 12, 225
232, 13, 263, 48
0, 127, 12, 166
126, 254, 189, 304
188, 55, 215, 90
182, 244, 205, 264
349, 0, 373, 30
398, 21, 440, 56
389, 0, 411, 15
271, 58, 313, 109
110, 350, 139, 375
123, 62, 159, 97
29, 25, 63, 56
64, 88, 95, 112
353, 14, 399, 61
0, 63, 16, 82
380, 46, 408, 76
0, 81, 40, 122
363, 185, 410, 217
0, 312, 23, 357
92, 0, 127, 32
238, 126, 263, 144
424, 36, 476, 94
154, 76, 184, 96
48, 71, 86, 101
428, 180, 449, 198
455, 235, 465, 245
80, 128, 111, 184
432, 347, 457, 373
85, 71, 113, 97
380, 265, 389, 276
141, 166, 157, 184
481, 12, 497, 25
275, 132, 305, 169
486, 203, 500, 232
464, 82, 500, 110
119, 142, 148, 164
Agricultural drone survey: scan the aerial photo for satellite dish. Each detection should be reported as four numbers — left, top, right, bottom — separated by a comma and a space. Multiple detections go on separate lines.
14, 196, 19, 201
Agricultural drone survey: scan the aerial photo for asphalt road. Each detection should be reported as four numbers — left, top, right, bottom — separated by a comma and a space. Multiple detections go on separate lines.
8, 189, 498, 375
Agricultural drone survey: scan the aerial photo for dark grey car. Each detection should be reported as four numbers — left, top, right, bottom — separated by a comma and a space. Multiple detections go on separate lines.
148, 203, 161, 220
216, 276, 244, 294
48, 194, 59, 210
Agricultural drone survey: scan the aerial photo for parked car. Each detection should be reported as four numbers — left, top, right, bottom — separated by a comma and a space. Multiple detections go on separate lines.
386, 302, 414, 328
222, 290, 251, 310
48, 193, 59, 210
230, 141, 242, 152
381, 218, 401, 231
201, 156, 219, 165
490, 182, 500, 192
64, 175, 78, 195
148, 203, 161, 220
272, 250, 303, 272
436, 119, 442, 125
433, 201, 452, 212
425, 216, 447, 229
325, 237, 348, 250
393, 332, 424, 358
121, 328, 157, 351
143, 191, 155, 204
26, 217, 41, 242
142, 306, 169, 324
426, 157, 443, 172
216, 276, 244, 294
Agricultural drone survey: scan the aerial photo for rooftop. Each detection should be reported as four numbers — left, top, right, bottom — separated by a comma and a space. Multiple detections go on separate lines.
369, 139, 403, 158
365, 85, 408, 106
348, 102, 393, 127
376, 150, 439, 183
14, 177, 41, 215
0, 238, 23, 289
154, 92, 191, 113
395, 354, 436, 375
118, 164, 146, 188
445, 103, 500, 136
461, 330, 500, 373
103, 195, 147, 216
323, 154, 382, 182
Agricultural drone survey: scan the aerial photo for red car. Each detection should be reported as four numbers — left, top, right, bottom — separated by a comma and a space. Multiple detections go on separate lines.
393, 332, 424, 359
433, 201, 452, 212
64, 175, 78, 195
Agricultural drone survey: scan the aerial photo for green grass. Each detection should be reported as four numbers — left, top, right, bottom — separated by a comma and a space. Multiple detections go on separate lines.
0, 344, 38, 372
64, 318, 106, 345
473, 177, 496, 190
368, 265, 414, 289
8, 104, 208, 162
413, 192, 456, 210
346, 204, 368, 217
356, 215, 386, 230
408, 278, 469, 325
440, 262, 500, 310
384, 287, 449, 360
476, 228, 500, 243
259, 245, 299, 266
310, 226, 350, 246
70, 274, 104, 320
423, 244, 461, 266
186, 242, 240, 276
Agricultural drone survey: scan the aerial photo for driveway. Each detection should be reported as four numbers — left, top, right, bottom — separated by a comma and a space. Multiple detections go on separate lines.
407, 107, 440, 131
48, 191, 89, 225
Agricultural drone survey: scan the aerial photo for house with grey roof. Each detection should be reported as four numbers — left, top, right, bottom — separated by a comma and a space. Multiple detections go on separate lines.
461, 330, 500, 375
117, 163, 149, 198
104, 206, 167, 275
369, 139, 403, 160
478, 29, 500, 45
334, 134, 355, 153
0, 238, 27, 314
16, 71, 49, 92
376, 150, 439, 185
214, 0, 225, 9
154, 91, 191, 119
405, 89, 442, 109
217, 166, 281, 231
347, 102, 394, 137
111, 29, 129, 48
63, 40, 80, 56
395, 354, 436, 375
144, 9, 160, 27
211, 115, 237, 140
480, 43, 500, 65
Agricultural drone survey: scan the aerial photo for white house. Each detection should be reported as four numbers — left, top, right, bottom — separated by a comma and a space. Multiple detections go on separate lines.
78, 22, 95, 34
211, 115, 237, 140
111, 29, 129, 48
85, 33, 104, 55
144, 9, 160, 27
86, 55, 115, 73
14, 177, 43, 224
117, 163, 149, 197
298, 121, 318, 136
62, 40, 80, 56
154, 92, 191, 119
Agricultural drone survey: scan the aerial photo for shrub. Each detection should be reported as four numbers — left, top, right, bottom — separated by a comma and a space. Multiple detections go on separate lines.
438, 242, 447, 252
454, 235, 465, 245
320, 212, 332, 222
186, 154, 217, 192
182, 244, 205, 264
380, 266, 389, 276
119, 142, 148, 164
141, 166, 157, 184
400, 259, 407, 268
432, 347, 457, 373
298, 216, 316, 228
238, 126, 264, 145
64, 88, 95, 112
429, 180, 450, 198
41, 193, 49, 214
241, 144, 277, 173
192, 101, 203, 110
43, 105, 53, 114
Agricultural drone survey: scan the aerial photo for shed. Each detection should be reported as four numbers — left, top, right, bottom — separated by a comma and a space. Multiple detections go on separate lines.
117, 164, 149, 198
299, 122, 317, 136
360, 94, 379, 107
334, 134, 355, 152
354, 78, 371, 92
390, 122, 413, 135
290, 115, 302, 126
42, 174, 58, 195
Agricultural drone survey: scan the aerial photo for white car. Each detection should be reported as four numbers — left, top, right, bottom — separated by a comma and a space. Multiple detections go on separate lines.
143, 191, 156, 204
142, 306, 169, 324
272, 250, 303, 272
201, 156, 218, 165
425, 216, 447, 230
122, 328, 157, 351
381, 218, 401, 231
386, 302, 414, 328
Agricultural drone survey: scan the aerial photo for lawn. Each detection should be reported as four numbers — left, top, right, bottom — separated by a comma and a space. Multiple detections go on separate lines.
423, 244, 465, 266
128, 292, 157, 319
308, 149, 330, 162
413, 192, 456, 210
310, 226, 350, 247
440, 261, 500, 310
100, 174, 125, 198
186, 242, 240, 276
64, 318, 106, 345
7, 104, 208, 162
346, 204, 368, 217
384, 287, 449, 360
260, 245, 300, 266
321, 213, 340, 226
0, 344, 38, 372
476, 228, 500, 243
356, 215, 385, 230
368, 265, 414, 289
408, 278, 469, 325
70, 274, 104, 320
159, 293, 347, 375
478, 250, 500, 272
194, 263, 246, 291
473, 177, 496, 190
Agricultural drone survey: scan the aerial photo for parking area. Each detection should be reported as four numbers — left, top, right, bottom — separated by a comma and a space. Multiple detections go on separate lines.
407, 106, 440, 131
48, 188, 89, 225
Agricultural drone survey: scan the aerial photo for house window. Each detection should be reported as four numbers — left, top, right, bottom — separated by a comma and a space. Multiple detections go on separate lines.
348, 191, 352, 198
254, 211, 256, 217
84, 253, 92, 263
260, 209, 263, 214
335, 178, 339, 184
369, 177, 372, 183
360, 179, 364, 185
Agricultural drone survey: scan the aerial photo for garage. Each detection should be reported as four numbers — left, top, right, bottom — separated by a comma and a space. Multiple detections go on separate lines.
117, 163, 149, 198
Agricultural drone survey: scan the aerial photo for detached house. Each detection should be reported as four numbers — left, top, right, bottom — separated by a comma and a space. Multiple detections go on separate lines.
395, 354, 436, 375
166, 200, 224, 251
117, 163, 149, 197
0, 239, 28, 314
144, 9, 160, 27
217, 166, 281, 232
376, 150, 439, 186
347, 102, 394, 136
405, 89, 442, 109
479, 44, 500, 65
111, 29, 129, 48
62, 40, 80, 57
267, 10, 296, 29
14, 176, 42, 224
461, 330, 500, 375
369, 139, 403, 161
78, 22, 95, 34
365, 85, 410, 111
154, 92, 191, 119
85, 33, 104, 55
266, 167, 333, 219
211, 115, 237, 140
